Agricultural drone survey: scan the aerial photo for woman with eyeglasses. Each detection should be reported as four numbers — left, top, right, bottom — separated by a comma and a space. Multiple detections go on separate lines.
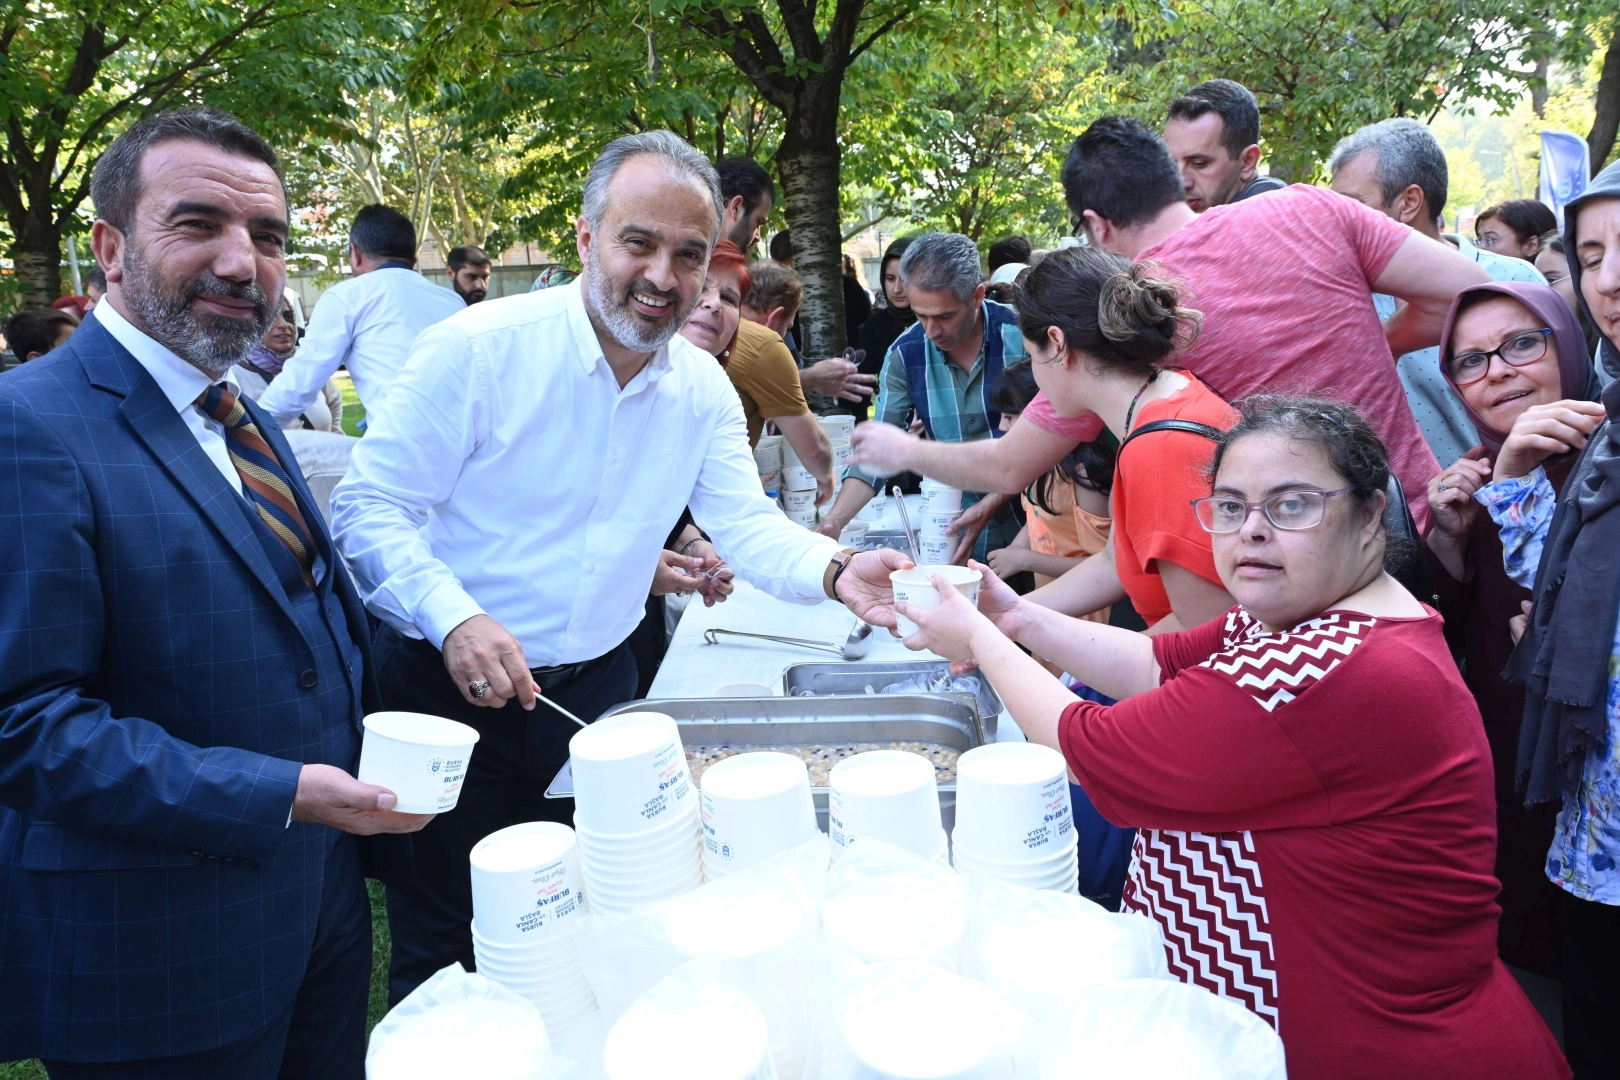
1423, 281, 1597, 986
896, 396, 1568, 1079
230, 294, 344, 432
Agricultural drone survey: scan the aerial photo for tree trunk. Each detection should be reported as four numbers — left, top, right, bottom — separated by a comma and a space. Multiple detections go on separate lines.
1590, 26, 1620, 174
1531, 53, 1549, 119
10, 211, 64, 309
776, 110, 847, 357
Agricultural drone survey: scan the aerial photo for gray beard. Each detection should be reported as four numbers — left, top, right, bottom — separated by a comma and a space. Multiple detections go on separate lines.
121, 242, 272, 379
584, 245, 697, 354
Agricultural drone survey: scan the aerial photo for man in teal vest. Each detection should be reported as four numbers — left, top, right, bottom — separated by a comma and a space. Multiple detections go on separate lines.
816, 232, 1024, 561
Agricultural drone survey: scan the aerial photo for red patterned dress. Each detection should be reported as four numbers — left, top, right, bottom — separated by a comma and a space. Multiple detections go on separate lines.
1057, 607, 1567, 1079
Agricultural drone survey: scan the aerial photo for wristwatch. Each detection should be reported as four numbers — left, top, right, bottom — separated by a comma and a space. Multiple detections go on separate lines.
823, 547, 859, 601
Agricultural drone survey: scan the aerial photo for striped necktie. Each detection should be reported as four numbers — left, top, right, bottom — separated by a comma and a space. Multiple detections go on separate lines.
195, 383, 317, 587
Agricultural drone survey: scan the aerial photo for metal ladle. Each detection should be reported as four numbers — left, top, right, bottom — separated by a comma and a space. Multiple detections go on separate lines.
704, 622, 873, 660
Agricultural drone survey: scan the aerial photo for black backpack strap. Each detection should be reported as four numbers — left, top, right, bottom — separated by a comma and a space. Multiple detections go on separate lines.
1118, 417, 1224, 451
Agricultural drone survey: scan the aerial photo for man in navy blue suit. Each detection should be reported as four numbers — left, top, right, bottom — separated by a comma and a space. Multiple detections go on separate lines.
0, 108, 433, 1077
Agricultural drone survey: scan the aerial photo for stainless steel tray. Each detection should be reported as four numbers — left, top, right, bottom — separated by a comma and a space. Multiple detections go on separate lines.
544, 694, 985, 833
781, 660, 1003, 733
859, 528, 912, 554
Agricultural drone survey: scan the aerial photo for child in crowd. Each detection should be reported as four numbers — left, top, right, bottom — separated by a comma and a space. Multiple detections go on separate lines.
985, 360, 1116, 621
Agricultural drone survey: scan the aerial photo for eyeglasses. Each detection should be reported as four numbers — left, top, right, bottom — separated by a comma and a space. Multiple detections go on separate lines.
1190, 488, 1354, 534
1446, 328, 1553, 385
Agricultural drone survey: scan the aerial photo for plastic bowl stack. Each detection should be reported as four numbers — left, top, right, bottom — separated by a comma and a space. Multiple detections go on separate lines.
950, 743, 1078, 894
604, 976, 777, 1080
827, 750, 946, 861
699, 752, 820, 879
570, 712, 703, 916
833, 963, 1023, 1080
468, 821, 596, 1034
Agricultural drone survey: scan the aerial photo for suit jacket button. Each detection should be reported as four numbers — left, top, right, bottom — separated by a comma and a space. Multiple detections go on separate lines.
299, 670, 319, 689
241, 859, 259, 871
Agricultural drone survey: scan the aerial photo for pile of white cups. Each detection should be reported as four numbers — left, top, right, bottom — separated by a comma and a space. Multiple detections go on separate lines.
827, 749, 947, 861
699, 751, 820, 879
753, 434, 783, 495
604, 975, 776, 1080
778, 438, 818, 527
917, 477, 965, 563
467, 821, 597, 1034
570, 712, 704, 916
951, 743, 1079, 894
820, 414, 856, 509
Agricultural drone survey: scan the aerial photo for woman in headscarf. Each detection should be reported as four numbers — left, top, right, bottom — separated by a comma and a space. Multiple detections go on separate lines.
1424, 281, 1596, 984
853, 236, 917, 419
231, 294, 343, 432
1468, 159, 1620, 1079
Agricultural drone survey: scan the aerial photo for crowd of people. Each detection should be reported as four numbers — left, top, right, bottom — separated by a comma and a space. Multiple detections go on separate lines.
0, 73, 1617, 1080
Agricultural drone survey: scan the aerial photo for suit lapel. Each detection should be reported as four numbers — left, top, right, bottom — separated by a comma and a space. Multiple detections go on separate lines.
76, 320, 309, 635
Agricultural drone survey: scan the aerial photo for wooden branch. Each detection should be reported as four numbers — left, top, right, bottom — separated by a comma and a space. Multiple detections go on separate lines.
775, 0, 824, 63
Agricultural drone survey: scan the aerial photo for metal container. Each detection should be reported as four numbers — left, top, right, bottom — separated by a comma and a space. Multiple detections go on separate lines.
780, 660, 1003, 739
859, 528, 913, 554
545, 695, 986, 835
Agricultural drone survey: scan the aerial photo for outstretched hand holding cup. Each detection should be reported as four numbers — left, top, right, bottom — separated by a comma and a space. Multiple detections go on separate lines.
896, 560, 1025, 676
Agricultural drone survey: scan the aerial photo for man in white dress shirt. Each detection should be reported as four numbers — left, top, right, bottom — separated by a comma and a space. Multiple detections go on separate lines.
256, 204, 463, 430
331, 130, 908, 1001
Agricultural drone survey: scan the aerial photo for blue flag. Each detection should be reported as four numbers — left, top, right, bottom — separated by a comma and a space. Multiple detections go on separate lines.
1540, 130, 1591, 227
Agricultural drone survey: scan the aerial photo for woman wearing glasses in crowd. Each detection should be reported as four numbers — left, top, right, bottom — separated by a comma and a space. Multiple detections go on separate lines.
1424, 282, 1597, 989
897, 395, 1567, 1078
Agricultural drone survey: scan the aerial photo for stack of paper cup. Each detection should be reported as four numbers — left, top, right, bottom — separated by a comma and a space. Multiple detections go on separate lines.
917, 480, 965, 562
780, 440, 816, 492
570, 712, 703, 916
951, 743, 1078, 894
699, 752, 820, 879
835, 964, 1020, 1080
889, 565, 982, 638
753, 435, 783, 493
469, 822, 597, 1032
828, 750, 945, 861
818, 413, 855, 444
604, 977, 776, 1080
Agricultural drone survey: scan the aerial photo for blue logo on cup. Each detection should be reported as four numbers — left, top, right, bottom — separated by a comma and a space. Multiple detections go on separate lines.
429, 758, 443, 775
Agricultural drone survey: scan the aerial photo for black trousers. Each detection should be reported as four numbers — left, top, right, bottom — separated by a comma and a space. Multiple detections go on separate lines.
43, 835, 372, 1080
1561, 888, 1620, 1078
374, 626, 638, 1005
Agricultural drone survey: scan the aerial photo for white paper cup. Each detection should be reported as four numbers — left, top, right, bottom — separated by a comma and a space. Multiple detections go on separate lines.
713, 682, 775, 698
782, 488, 816, 513
819, 414, 855, 442
568, 712, 693, 834
699, 752, 819, 875
890, 565, 982, 638
828, 750, 944, 858
919, 479, 963, 513
605, 979, 774, 1080
780, 464, 816, 490
469, 822, 588, 943
357, 712, 481, 814
918, 510, 963, 540
832, 440, 855, 472
951, 743, 1075, 862
753, 434, 783, 472
784, 507, 818, 528
781, 439, 803, 467
860, 492, 887, 519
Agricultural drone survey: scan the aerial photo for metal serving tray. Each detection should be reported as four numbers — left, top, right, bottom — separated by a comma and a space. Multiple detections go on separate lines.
780, 660, 1003, 737
859, 528, 913, 554
544, 694, 986, 833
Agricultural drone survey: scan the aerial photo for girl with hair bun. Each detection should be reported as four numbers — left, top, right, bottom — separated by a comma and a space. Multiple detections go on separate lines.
1013, 246, 1237, 633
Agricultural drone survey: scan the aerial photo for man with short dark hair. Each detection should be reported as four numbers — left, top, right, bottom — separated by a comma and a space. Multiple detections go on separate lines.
716, 156, 775, 251
1163, 79, 1286, 212
446, 244, 492, 304
0, 106, 430, 1077
769, 228, 793, 265
1329, 117, 1547, 467
2, 307, 78, 361
987, 235, 1031, 272
853, 115, 1495, 543
83, 266, 107, 309
257, 203, 463, 428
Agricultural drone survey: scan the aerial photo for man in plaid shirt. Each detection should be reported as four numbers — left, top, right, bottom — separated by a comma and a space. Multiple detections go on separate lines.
816, 232, 1025, 561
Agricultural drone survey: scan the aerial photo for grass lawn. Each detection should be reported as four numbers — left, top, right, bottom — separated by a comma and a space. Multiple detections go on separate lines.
336, 372, 366, 437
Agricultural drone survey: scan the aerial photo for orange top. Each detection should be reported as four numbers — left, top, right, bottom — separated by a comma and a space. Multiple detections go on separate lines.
1112, 373, 1237, 626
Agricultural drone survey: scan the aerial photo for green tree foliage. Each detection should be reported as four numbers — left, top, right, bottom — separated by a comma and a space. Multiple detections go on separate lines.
0, 0, 407, 308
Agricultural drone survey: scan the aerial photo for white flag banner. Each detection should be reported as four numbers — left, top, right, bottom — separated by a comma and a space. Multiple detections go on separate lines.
1539, 130, 1591, 227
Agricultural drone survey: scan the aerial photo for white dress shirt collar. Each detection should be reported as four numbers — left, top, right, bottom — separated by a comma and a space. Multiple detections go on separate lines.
96, 299, 237, 407
563, 280, 675, 388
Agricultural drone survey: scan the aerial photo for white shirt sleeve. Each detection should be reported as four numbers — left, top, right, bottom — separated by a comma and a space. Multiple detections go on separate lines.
687, 373, 839, 602
259, 286, 354, 426
329, 320, 489, 647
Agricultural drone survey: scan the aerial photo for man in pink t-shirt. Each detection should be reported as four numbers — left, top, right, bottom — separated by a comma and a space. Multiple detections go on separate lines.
851, 116, 1491, 533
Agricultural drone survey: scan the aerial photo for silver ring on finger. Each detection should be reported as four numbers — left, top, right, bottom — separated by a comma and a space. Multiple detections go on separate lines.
469, 679, 492, 700
1437, 481, 1448, 492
